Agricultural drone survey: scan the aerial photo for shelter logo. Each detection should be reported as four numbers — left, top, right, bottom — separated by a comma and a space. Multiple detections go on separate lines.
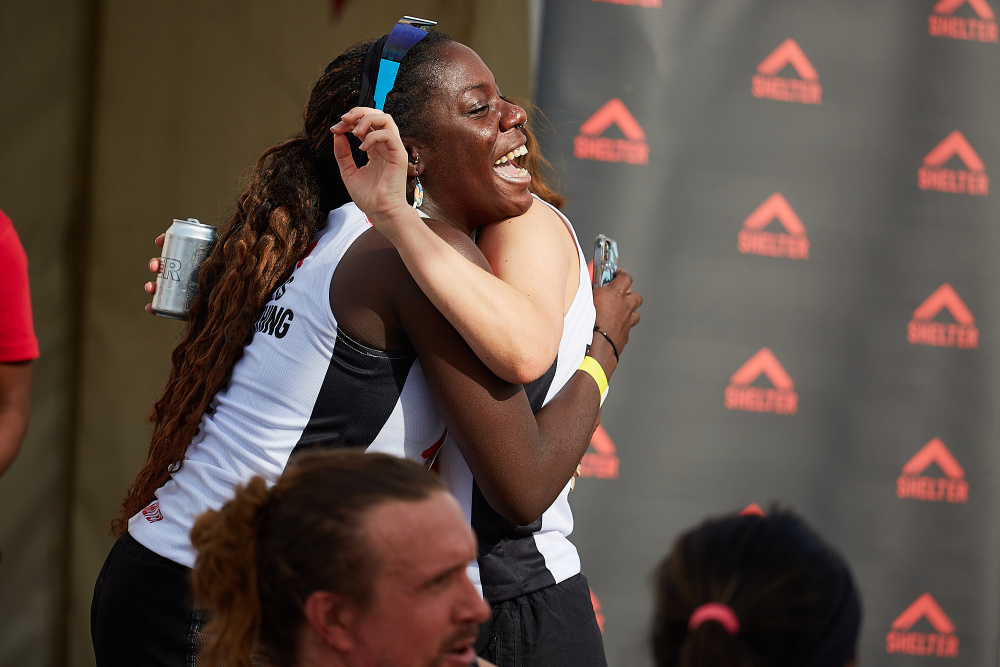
886, 594, 959, 658
592, 0, 662, 6
738, 193, 809, 260
918, 131, 989, 195
907, 283, 979, 349
574, 98, 650, 165
590, 589, 606, 633
929, 0, 998, 43
581, 424, 620, 479
897, 438, 968, 503
751, 39, 822, 105
724, 348, 798, 415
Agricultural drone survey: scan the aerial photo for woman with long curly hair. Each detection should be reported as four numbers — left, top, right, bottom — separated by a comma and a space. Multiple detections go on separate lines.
93, 21, 640, 667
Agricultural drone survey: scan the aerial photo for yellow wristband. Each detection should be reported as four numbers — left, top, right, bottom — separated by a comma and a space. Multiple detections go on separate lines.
578, 356, 609, 406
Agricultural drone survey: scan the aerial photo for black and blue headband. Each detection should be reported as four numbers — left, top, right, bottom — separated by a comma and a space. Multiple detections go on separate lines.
351, 16, 436, 168
357, 16, 437, 110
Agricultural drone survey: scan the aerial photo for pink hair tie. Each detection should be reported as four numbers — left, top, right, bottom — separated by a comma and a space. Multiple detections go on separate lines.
688, 602, 740, 635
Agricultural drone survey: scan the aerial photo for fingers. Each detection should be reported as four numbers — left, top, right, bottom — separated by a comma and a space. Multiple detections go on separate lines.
338, 106, 381, 125
330, 107, 399, 141
147, 248, 160, 313
629, 289, 643, 311
331, 107, 406, 174
607, 268, 633, 292
356, 127, 404, 153
332, 133, 359, 180
154, 233, 165, 247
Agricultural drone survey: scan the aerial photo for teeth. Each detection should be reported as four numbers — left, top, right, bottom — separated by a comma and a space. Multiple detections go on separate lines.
494, 145, 528, 165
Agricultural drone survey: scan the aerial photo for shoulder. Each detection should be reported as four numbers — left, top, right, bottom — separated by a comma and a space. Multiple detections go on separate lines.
340, 219, 490, 302
476, 198, 575, 268
424, 219, 491, 271
481, 196, 565, 238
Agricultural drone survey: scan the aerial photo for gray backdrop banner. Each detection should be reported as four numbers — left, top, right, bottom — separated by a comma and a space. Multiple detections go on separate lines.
535, 1, 1000, 665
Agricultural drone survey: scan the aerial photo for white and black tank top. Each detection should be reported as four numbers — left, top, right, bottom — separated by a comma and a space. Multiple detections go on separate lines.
129, 203, 447, 567
130, 198, 596, 602
438, 197, 597, 602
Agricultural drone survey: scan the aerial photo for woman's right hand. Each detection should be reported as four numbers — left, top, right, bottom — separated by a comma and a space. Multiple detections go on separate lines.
331, 107, 413, 225
143, 233, 166, 315
590, 269, 642, 377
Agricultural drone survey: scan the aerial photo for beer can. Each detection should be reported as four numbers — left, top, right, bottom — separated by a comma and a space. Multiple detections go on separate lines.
151, 218, 218, 320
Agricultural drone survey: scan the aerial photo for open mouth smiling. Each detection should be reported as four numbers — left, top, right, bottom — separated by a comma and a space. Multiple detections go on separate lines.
493, 144, 530, 181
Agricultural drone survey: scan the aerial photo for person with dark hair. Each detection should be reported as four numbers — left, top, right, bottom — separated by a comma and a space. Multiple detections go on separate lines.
95, 20, 640, 667
651, 511, 862, 667
191, 449, 494, 667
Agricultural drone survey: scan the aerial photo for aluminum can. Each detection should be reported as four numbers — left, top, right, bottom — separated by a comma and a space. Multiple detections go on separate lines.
151, 218, 218, 320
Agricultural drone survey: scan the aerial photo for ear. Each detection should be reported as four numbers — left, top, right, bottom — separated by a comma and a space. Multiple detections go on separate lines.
406, 146, 423, 178
302, 590, 359, 653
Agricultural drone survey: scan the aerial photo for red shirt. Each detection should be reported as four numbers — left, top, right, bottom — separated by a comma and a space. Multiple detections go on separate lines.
0, 209, 39, 362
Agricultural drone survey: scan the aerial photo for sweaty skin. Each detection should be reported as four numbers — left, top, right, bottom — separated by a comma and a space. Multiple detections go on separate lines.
328, 42, 641, 523
146, 43, 642, 525
334, 41, 582, 386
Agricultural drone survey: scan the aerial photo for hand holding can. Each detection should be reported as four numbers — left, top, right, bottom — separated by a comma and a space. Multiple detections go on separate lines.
151, 218, 218, 320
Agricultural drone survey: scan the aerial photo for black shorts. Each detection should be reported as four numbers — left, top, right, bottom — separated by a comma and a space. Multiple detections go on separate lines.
475, 573, 608, 667
91, 532, 201, 667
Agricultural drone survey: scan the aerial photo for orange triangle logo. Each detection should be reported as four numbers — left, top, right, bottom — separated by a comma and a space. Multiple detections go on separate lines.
743, 193, 806, 234
891, 594, 955, 634
589, 424, 617, 456
729, 348, 794, 390
578, 98, 646, 141
923, 131, 985, 172
580, 424, 620, 479
934, 0, 996, 20
738, 503, 766, 517
590, 589, 606, 633
912, 283, 975, 325
901, 438, 965, 479
757, 39, 819, 81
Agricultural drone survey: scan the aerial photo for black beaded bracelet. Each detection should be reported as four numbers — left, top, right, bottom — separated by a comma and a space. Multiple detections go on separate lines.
593, 325, 620, 362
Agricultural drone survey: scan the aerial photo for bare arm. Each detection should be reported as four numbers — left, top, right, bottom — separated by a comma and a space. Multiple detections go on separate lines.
396, 223, 640, 524
332, 108, 567, 385
0, 361, 32, 476
330, 106, 643, 523
367, 200, 568, 384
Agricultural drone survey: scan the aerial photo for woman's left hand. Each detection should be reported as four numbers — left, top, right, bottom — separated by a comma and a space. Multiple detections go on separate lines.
331, 107, 412, 222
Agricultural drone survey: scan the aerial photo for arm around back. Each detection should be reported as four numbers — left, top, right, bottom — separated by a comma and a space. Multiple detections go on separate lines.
395, 222, 638, 525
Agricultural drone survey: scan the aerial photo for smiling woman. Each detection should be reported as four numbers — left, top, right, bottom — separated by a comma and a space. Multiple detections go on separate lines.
94, 21, 640, 667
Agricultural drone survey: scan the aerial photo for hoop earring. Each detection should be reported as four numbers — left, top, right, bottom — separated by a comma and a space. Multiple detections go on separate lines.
413, 177, 424, 209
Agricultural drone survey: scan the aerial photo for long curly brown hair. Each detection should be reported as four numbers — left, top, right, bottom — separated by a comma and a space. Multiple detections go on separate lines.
115, 32, 565, 534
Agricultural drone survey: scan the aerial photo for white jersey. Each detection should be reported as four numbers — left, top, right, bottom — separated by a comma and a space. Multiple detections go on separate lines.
438, 197, 597, 602
129, 203, 447, 567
